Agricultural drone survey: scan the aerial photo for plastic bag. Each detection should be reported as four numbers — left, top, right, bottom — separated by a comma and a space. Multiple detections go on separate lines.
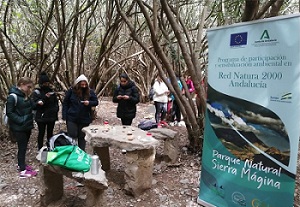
47, 145, 91, 172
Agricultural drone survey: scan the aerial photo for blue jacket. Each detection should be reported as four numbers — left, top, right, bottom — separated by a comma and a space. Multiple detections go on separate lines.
62, 88, 99, 124
112, 81, 140, 120
6, 86, 35, 132
170, 78, 183, 101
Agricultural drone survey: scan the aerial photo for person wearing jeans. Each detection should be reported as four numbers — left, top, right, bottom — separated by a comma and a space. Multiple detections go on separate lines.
152, 75, 169, 126
6, 77, 37, 178
62, 74, 99, 151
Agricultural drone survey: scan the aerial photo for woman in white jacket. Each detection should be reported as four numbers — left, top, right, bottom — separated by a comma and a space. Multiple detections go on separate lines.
152, 75, 169, 125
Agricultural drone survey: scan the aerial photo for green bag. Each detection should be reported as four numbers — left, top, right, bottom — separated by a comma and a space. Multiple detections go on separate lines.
48, 145, 91, 172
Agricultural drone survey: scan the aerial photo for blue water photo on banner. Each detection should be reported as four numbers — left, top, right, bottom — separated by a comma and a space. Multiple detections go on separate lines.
206, 85, 291, 175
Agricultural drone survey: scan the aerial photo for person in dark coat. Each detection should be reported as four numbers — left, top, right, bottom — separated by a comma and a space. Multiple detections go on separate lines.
112, 73, 140, 125
62, 74, 99, 151
31, 72, 59, 150
6, 77, 37, 178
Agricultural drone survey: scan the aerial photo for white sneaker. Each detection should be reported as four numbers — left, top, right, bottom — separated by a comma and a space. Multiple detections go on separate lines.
19, 169, 37, 178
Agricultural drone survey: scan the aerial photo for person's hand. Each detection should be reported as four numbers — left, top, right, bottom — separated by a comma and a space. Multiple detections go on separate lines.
117, 95, 123, 99
123, 95, 129, 99
46, 92, 55, 98
38, 100, 44, 105
81, 100, 89, 106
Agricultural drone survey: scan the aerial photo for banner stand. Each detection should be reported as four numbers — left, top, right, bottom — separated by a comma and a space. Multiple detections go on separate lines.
198, 13, 300, 207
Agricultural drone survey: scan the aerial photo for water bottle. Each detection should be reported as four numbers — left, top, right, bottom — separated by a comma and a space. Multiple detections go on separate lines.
91, 155, 100, 175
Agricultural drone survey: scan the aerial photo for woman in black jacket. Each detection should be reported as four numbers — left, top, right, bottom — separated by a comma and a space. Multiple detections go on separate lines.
113, 73, 140, 125
62, 74, 99, 151
31, 72, 59, 150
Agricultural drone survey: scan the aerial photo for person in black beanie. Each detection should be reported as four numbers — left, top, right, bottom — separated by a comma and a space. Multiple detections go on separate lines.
31, 72, 59, 150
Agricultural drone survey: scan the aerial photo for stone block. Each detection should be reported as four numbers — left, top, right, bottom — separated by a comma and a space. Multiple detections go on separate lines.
40, 164, 108, 206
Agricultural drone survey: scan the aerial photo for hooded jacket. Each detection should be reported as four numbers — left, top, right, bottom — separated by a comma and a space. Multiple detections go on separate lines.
74, 74, 89, 86
152, 79, 169, 103
6, 86, 35, 132
112, 80, 140, 119
62, 88, 99, 124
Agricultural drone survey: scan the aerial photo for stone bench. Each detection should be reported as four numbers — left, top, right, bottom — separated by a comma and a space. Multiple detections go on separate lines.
148, 128, 179, 164
40, 164, 108, 207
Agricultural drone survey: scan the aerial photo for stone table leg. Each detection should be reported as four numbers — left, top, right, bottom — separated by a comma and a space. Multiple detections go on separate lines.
164, 138, 179, 163
94, 146, 110, 171
40, 166, 64, 206
124, 148, 156, 196
86, 187, 107, 207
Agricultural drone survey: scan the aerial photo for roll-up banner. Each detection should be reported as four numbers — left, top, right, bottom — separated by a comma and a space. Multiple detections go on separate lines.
198, 14, 300, 207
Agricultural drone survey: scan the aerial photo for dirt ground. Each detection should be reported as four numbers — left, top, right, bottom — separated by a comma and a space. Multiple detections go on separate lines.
0, 98, 299, 207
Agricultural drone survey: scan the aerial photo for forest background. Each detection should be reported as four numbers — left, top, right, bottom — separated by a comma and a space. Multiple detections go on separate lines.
0, 0, 299, 152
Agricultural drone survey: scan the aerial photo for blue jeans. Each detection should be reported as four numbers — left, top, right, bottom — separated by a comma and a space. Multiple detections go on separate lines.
13, 130, 31, 171
154, 101, 167, 123
67, 121, 89, 151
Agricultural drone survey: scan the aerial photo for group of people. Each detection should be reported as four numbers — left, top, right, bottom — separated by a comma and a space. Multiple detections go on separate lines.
6, 71, 194, 178
152, 74, 195, 127
6, 72, 139, 178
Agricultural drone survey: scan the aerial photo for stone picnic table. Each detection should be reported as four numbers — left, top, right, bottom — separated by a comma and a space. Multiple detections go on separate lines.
82, 125, 160, 196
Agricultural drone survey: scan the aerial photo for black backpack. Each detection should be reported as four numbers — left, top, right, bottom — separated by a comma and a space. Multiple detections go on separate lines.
48, 132, 75, 150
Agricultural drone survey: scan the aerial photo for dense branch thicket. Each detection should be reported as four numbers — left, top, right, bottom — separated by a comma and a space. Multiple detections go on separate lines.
0, 0, 298, 150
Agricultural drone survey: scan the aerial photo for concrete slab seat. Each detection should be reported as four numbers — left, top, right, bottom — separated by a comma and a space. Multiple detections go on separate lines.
148, 128, 179, 164
83, 125, 160, 197
40, 164, 108, 207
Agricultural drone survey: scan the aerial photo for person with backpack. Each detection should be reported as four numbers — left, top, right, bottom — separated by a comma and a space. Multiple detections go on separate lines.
31, 72, 59, 150
62, 74, 98, 151
6, 77, 38, 178
113, 73, 140, 126
152, 75, 169, 126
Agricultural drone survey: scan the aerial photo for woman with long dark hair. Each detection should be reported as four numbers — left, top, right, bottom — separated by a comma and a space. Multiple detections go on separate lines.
113, 73, 140, 125
62, 74, 99, 151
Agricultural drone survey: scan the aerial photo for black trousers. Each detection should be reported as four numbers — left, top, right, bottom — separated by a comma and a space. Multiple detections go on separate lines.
171, 99, 181, 122
37, 121, 55, 150
67, 121, 89, 151
121, 118, 133, 126
13, 130, 31, 171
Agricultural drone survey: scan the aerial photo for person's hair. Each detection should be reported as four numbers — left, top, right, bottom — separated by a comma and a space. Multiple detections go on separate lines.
119, 73, 129, 80
17, 77, 33, 86
73, 83, 90, 100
